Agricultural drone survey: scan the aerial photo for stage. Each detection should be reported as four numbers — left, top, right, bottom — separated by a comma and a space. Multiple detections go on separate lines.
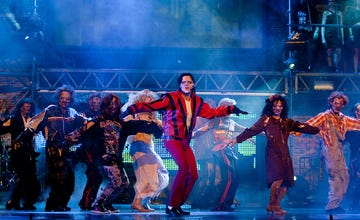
1, 203, 360, 220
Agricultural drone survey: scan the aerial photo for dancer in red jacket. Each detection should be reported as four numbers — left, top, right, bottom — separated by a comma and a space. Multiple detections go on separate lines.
121, 72, 248, 216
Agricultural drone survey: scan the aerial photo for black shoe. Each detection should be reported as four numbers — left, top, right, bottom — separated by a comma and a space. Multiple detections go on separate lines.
79, 204, 86, 211
92, 204, 110, 214
78, 201, 86, 210
79, 203, 93, 211
5, 201, 22, 210
63, 206, 71, 211
166, 206, 181, 217
103, 204, 119, 213
22, 203, 36, 210
45, 205, 52, 212
45, 201, 54, 212
178, 207, 190, 215
325, 207, 345, 214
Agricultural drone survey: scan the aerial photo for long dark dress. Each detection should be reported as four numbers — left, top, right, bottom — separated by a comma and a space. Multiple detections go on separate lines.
236, 116, 319, 188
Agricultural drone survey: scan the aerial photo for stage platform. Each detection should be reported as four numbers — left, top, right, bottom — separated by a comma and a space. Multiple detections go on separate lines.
0, 203, 359, 220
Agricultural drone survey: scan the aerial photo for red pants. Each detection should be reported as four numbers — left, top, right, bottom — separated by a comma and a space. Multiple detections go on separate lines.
165, 139, 198, 207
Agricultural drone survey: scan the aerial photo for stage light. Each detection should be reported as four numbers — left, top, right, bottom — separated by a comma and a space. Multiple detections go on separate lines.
284, 58, 297, 70
314, 81, 334, 90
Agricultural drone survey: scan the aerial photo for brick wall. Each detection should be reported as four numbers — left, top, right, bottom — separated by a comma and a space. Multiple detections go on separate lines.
0, 74, 32, 119
292, 116, 323, 191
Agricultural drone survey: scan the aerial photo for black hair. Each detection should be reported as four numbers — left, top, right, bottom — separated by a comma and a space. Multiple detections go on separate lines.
177, 73, 196, 93
12, 98, 36, 117
262, 94, 289, 119
177, 73, 195, 85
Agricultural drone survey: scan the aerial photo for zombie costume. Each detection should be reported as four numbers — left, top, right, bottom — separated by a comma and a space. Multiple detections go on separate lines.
236, 116, 319, 213
77, 109, 102, 210
209, 117, 244, 211
306, 110, 360, 211
0, 113, 40, 210
24, 104, 86, 211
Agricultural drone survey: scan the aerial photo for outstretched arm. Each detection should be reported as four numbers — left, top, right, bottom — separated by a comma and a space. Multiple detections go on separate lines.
292, 121, 320, 135
229, 117, 266, 147
124, 120, 164, 138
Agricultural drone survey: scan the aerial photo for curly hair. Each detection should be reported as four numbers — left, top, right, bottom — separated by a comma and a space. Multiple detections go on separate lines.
327, 91, 348, 107
54, 85, 76, 105
262, 94, 288, 119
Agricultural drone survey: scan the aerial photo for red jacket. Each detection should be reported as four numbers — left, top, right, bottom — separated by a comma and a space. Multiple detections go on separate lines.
129, 90, 234, 140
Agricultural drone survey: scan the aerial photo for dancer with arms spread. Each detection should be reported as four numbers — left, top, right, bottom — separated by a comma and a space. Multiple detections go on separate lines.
229, 94, 319, 215
121, 73, 248, 216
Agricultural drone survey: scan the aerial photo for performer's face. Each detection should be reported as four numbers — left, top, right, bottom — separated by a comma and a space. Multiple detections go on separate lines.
20, 103, 32, 117
89, 97, 101, 113
105, 97, 120, 117
272, 100, 283, 117
330, 97, 345, 114
180, 75, 194, 95
58, 91, 72, 109
355, 105, 360, 119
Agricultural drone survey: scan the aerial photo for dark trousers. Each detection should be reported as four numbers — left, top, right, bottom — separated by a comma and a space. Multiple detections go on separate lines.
79, 163, 103, 208
213, 148, 240, 208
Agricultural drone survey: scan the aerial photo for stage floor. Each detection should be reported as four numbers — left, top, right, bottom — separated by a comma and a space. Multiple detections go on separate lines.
1, 203, 359, 220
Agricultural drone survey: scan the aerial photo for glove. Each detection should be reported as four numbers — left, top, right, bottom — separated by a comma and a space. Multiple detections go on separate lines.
232, 106, 248, 115
120, 107, 134, 119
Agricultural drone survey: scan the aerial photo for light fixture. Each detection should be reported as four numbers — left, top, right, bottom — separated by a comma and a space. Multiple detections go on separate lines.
284, 58, 297, 70
314, 81, 334, 90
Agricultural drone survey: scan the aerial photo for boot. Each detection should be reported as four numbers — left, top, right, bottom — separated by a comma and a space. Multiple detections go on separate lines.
142, 197, 155, 212
131, 198, 151, 212
266, 181, 281, 215
275, 187, 287, 215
